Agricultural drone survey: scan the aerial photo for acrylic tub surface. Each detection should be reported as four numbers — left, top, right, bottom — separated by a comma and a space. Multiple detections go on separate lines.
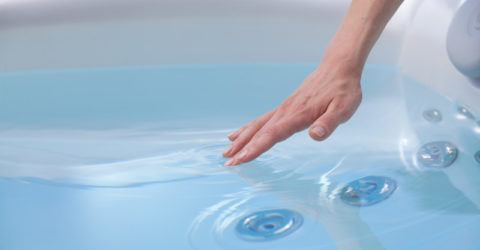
1, 0, 480, 249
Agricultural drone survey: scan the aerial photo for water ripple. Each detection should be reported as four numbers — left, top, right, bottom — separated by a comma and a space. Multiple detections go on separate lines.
0, 141, 233, 188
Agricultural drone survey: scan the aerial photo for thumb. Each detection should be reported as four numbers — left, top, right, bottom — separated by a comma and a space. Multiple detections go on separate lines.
308, 104, 349, 141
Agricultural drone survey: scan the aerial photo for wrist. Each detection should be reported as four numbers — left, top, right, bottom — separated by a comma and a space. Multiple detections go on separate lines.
317, 49, 365, 79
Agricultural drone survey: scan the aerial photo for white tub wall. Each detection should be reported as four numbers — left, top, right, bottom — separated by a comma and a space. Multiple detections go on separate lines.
397, 0, 480, 114
0, 0, 406, 71
0, 0, 351, 70
0, 0, 477, 112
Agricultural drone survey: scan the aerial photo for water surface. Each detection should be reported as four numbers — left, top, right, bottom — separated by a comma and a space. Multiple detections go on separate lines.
1, 64, 479, 250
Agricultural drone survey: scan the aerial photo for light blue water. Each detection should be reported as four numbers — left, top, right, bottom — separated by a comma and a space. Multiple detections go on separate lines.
0, 64, 479, 250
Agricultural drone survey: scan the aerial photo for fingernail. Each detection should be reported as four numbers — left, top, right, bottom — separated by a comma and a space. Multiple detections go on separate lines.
236, 150, 248, 160
223, 147, 232, 156
224, 158, 235, 166
312, 126, 326, 138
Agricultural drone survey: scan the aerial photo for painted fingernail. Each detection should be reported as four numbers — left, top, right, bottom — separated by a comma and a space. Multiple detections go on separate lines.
312, 126, 326, 138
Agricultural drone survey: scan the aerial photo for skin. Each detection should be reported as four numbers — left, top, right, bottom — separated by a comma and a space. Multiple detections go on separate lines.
224, 0, 404, 166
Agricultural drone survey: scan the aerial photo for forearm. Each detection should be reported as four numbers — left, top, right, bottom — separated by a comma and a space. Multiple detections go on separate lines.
322, 0, 404, 76
224, 0, 404, 166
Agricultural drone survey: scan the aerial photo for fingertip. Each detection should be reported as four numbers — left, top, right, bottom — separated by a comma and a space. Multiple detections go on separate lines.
226, 149, 251, 166
309, 126, 327, 141
227, 131, 239, 141
224, 158, 235, 166
223, 148, 232, 157
227, 133, 237, 141
223, 146, 238, 158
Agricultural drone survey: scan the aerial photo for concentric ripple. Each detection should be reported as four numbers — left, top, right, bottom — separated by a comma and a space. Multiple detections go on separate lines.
340, 176, 397, 207
416, 141, 458, 168
235, 209, 303, 241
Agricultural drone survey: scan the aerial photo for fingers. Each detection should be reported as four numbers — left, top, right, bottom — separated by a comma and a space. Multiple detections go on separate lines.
308, 98, 357, 141
223, 71, 363, 166
223, 111, 275, 157
225, 97, 359, 166
224, 125, 285, 166
227, 128, 243, 141
227, 111, 275, 142
225, 116, 307, 166
224, 133, 276, 166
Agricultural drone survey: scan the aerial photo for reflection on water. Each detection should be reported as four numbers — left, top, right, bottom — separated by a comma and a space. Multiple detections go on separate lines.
1, 109, 480, 249
187, 143, 480, 250
0, 127, 253, 187
422, 109, 442, 123
1, 135, 232, 187
456, 104, 476, 121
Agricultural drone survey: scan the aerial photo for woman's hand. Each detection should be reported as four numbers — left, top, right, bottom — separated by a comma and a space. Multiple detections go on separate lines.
223, 60, 362, 166
223, 0, 403, 166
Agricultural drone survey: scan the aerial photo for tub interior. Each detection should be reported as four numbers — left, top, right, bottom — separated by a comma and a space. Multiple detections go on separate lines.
1, 63, 480, 250
1, 0, 480, 249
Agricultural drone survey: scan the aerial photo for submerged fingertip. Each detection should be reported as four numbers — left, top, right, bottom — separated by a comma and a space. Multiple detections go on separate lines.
223, 147, 232, 157
224, 158, 235, 166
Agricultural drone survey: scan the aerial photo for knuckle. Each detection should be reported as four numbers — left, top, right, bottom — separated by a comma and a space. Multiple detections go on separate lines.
355, 90, 363, 102
330, 95, 360, 121
230, 141, 243, 151
329, 102, 351, 120
338, 109, 352, 121
232, 134, 250, 147
237, 126, 247, 134
281, 96, 295, 107
252, 116, 264, 126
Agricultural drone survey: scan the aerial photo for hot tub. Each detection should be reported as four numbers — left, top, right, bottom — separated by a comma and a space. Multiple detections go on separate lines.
1, 0, 479, 249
